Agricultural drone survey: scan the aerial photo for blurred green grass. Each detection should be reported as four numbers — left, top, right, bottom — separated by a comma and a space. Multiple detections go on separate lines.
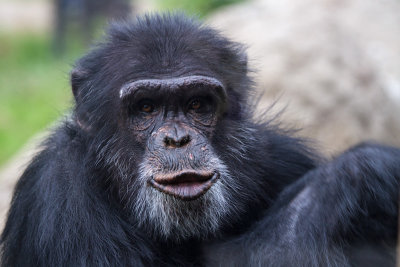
0, 33, 80, 165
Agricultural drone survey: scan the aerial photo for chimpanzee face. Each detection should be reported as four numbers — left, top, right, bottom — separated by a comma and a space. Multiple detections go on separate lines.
116, 75, 238, 239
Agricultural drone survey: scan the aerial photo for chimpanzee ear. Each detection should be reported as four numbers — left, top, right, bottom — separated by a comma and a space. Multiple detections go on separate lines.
70, 67, 89, 102
70, 67, 92, 131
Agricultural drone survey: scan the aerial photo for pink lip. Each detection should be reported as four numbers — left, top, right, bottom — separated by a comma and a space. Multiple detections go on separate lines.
148, 171, 219, 200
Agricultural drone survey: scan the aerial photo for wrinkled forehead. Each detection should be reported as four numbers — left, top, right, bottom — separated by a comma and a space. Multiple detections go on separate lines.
119, 75, 225, 99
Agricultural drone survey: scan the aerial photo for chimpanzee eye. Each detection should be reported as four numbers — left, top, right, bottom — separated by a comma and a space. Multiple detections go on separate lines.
188, 98, 202, 111
138, 100, 155, 113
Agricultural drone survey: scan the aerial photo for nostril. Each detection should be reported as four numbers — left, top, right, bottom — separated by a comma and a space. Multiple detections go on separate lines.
164, 136, 174, 147
179, 135, 191, 147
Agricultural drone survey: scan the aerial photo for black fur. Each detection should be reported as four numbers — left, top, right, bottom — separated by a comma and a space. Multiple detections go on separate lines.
1, 14, 399, 267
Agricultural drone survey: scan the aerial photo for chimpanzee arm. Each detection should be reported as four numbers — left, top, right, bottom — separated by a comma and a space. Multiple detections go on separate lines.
205, 143, 399, 267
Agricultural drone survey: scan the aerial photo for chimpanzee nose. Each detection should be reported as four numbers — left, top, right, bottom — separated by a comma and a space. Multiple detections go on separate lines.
164, 135, 191, 148
159, 124, 192, 148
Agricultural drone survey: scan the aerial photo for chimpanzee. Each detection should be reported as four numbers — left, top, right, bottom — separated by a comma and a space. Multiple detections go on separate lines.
1, 13, 399, 267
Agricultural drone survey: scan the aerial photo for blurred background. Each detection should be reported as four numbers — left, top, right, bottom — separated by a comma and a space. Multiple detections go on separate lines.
0, 0, 399, 230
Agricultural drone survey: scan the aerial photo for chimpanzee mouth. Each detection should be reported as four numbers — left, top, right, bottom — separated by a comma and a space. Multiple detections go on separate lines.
148, 171, 219, 201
